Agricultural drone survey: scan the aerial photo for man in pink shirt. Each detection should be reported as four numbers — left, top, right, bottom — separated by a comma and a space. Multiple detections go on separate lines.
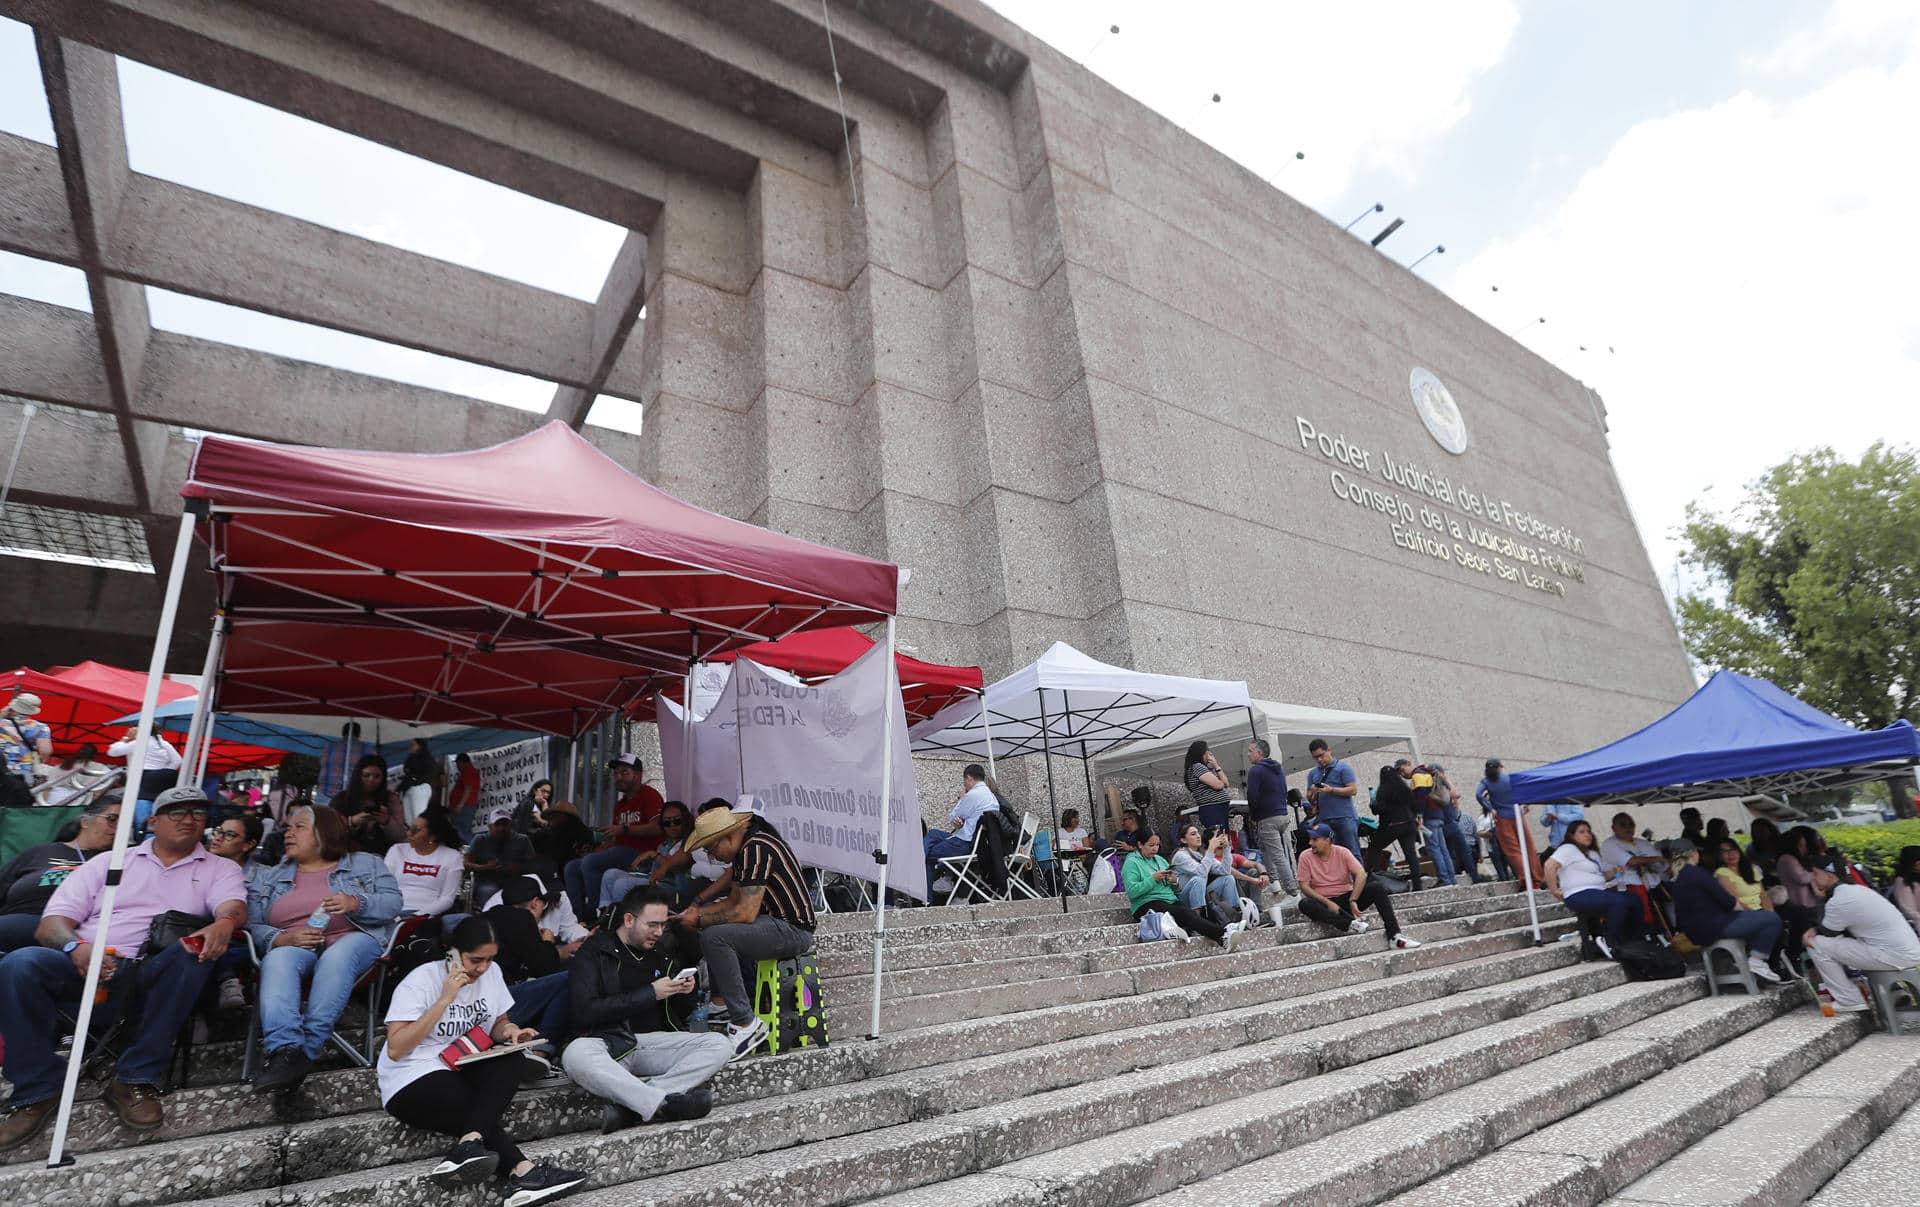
0, 786, 247, 1150
1295, 822, 1420, 950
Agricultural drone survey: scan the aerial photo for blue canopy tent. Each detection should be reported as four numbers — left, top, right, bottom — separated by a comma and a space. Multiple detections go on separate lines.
1511, 671, 1920, 808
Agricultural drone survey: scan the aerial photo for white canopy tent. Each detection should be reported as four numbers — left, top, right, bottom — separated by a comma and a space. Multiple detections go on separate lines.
909, 642, 1253, 910
1091, 699, 1423, 788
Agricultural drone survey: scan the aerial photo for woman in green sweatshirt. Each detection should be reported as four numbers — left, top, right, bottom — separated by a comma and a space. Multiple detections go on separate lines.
1122, 831, 1229, 946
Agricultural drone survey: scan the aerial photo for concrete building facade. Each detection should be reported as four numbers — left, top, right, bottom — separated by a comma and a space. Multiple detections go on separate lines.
0, 0, 1693, 785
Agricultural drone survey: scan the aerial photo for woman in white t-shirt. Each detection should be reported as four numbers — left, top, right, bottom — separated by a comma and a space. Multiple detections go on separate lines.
377, 916, 588, 1205
384, 811, 468, 917
1542, 819, 1636, 958
1054, 808, 1095, 895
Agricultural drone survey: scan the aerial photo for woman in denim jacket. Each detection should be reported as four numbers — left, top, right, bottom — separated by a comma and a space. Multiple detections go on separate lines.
248, 804, 402, 1095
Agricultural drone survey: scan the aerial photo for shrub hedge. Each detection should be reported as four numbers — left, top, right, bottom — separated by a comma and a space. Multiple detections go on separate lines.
1818, 819, 1920, 881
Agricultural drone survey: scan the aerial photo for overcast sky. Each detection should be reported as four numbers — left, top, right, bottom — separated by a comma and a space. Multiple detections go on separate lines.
3, 2, 1917, 598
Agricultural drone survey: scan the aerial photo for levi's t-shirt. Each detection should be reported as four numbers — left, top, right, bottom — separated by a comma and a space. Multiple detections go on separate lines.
376, 959, 512, 1104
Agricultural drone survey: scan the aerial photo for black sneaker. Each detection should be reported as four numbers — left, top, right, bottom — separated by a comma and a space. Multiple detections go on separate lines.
599, 1103, 643, 1134
252, 1048, 313, 1095
655, 1086, 714, 1122
503, 1163, 588, 1207
428, 1138, 499, 1187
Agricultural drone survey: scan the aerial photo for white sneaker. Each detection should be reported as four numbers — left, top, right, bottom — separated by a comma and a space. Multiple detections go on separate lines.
1347, 918, 1370, 935
1593, 936, 1614, 960
1267, 903, 1287, 929
1391, 934, 1422, 950
1240, 900, 1262, 928
1222, 921, 1245, 953
723, 1016, 770, 1062
1748, 956, 1783, 983
1831, 999, 1873, 1014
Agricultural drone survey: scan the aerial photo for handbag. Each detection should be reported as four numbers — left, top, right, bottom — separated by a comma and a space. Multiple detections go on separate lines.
1137, 910, 1171, 942
143, 910, 213, 956
439, 1023, 496, 1068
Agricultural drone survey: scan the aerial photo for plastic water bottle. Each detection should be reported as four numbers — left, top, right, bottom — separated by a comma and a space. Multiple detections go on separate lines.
307, 905, 330, 930
689, 991, 711, 1033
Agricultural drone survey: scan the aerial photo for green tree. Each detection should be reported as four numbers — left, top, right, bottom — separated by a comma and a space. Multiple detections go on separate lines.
1676, 442, 1920, 818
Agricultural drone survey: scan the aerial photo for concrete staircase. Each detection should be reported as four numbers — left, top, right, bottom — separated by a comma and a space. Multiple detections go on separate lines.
1, 880, 1912, 1206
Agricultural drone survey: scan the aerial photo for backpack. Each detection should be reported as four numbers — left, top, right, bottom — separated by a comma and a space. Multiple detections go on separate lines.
989, 791, 1021, 846
1613, 938, 1685, 981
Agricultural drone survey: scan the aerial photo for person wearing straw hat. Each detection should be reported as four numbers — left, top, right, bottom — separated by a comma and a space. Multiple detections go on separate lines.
673, 805, 816, 1061
0, 693, 52, 806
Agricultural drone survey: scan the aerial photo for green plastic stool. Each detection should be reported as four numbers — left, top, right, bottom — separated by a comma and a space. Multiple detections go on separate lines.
751, 955, 829, 1056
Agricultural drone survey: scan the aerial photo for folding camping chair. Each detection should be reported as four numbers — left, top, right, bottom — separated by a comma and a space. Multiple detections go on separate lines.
1003, 813, 1045, 900
936, 827, 1000, 906
241, 915, 427, 1081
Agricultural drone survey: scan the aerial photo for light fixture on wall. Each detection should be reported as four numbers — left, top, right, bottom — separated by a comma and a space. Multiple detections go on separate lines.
1344, 202, 1384, 232
1408, 244, 1445, 270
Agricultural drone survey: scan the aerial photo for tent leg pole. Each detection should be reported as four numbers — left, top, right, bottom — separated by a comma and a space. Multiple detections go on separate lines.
681, 660, 696, 802
867, 617, 898, 1040
1514, 803, 1542, 944
977, 691, 996, 780
175, 612, 227, 788
1038, 689, 1067, 915
47, 507, 199, 1168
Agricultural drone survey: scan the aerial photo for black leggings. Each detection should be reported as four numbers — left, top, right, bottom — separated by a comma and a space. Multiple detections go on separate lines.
1133, 901, 1227, 943
1366, 823, 1424, 891
1299, 885, 1401, 938
385, 1054, 533, 1169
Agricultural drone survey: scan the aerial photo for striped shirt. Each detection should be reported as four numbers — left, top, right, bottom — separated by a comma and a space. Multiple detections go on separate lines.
733, 823, 814, 932
1186, 762, 1231, 810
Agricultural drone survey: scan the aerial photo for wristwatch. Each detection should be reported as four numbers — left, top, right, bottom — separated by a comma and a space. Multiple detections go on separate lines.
61, 940, 81, 955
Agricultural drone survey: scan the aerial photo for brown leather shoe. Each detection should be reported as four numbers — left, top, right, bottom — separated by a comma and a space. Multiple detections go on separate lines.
105, 1079, 164, 1133
0, 1099, 58, 1152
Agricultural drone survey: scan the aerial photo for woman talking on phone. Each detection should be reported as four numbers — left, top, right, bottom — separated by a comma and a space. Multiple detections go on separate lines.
377, 915, 589, 1206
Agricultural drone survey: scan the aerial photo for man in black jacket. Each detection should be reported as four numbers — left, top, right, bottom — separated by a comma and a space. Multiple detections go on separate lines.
560, 886, 731, 1132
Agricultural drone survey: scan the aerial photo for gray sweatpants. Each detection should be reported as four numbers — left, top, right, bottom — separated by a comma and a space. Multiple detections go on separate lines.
700, 917, 815, 1020
1253, 815, 1300, 897
561, 1032, 732, 1119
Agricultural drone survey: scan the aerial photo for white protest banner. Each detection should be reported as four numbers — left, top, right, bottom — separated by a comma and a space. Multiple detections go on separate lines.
465, 737, 549, 820
736, 644, 927, 901
655, 667, 747, 806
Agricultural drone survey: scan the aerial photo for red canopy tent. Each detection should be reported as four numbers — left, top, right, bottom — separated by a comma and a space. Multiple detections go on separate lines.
3, 662, 284, 773
697, 627, 982, 724
181, 422, 903, 735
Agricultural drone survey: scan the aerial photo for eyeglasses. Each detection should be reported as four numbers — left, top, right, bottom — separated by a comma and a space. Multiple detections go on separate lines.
214, 828, 247, 840
98, 814, 121, 826
159, 807, 208, 819
662, 817, 688, 827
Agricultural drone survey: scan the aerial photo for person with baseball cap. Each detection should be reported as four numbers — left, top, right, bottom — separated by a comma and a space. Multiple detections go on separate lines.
563, 754, 665, 919
0, 786, 247, 1149
673, 806, 815, 1060
1802, 858, 1920, 1013
1294, 822, 1419, 949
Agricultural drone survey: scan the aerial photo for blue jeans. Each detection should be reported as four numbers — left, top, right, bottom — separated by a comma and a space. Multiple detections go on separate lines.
565, 846, 638, 918
1178, 874, 1242, 919
924, 829, 971, 893
259, 929, 383, 1059
451, 807, 477, 845
1720, 908, 1784, 959
1195, 802, 1230, 833
509, 971, 572, 1044
1565, 888, 1636, 947
1322, 815, 1363, 863
0, 912, 42, 954
1423, 820, 1457, 886
0, 941, 216, 1104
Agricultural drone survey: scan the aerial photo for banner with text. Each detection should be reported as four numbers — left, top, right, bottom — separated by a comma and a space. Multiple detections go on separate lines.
659, 650, 927, 901
465, 737, 549, 822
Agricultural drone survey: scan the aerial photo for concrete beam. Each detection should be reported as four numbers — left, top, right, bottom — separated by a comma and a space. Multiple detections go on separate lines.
37, 33, 163, 514
547, 230, 647, 427
262, 0, 824, 187
0, 0, 669, 230
0, 131, 78, 263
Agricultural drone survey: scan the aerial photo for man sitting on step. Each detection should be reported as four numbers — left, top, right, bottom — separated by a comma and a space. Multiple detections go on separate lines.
0, 786, 248, 1151
562, 886, 732, 1131
1294, 823, 1421, 950
1802, 860, 1920, 1013
674, 807, 817, 1060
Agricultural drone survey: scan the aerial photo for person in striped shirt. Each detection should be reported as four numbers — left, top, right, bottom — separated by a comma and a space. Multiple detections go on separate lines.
675, 808, 816, 1060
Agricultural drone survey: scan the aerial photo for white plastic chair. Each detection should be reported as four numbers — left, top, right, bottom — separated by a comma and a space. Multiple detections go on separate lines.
1003, 813, 1044, 900
936, 827, 999, 906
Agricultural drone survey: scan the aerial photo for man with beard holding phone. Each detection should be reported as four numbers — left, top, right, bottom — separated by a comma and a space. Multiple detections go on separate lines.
561, 886, 731, 1131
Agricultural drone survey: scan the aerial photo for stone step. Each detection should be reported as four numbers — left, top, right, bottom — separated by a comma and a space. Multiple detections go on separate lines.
1602, 1033, 1920, 1206
814, 880, 1530, 960
1382, 1001, 1863, 1206
812, 893, 1121, 935
1808, 1084, 1920, 1204
593, 968, 1708, 1207
0, 924, 1568, 1185
1124, 989, 1808, 1207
